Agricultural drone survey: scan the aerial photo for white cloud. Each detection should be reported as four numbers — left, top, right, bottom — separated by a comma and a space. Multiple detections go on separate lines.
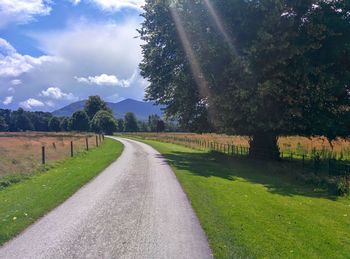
72, 0, 144, 10
0, 18, 146, 111
3, 96, 13, 105
11, 79, 22, 85
0, 0, 52, 28
0, 38, 61, 77
19, 98, 44, 109
74, 73, 132, 87
41, 87, 77, 100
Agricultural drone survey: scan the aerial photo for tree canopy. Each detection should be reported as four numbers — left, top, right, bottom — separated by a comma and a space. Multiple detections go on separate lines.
124, 112, 139, 132
140, 0, 350, 157
84, 95, 111, 120
71, 111, 90, 132
91, 110, 118, 135
48, 117, 61, 132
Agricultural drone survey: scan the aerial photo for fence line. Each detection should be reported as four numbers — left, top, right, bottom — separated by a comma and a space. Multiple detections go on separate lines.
41, 134, 104, 165
130, 133, 350, 177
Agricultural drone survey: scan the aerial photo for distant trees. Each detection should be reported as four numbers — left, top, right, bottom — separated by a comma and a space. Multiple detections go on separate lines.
90, 110, 117, 135
27, 112, 51, 131
139, 0, 350, 158
10, 108, 34, 132
71, 111, 90, 132
124, 112, 139, 132
0, 116, 8, 131
60, 117, 71, 131
48, 117, 61, 132
116, 119, 124, 132
0, 96, 173, 133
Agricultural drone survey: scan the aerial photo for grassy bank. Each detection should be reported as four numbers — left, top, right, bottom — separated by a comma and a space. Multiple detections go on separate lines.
0, 138, 123, 245
136, 138, 350, 258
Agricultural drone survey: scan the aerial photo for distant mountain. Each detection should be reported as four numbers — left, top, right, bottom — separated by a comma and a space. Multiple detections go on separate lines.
52, 98, 164, 120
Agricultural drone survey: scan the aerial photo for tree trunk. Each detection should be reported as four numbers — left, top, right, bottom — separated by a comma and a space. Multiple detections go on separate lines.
249, 132, 280, 160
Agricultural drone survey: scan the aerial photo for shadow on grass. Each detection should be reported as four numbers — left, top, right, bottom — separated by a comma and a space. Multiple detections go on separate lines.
157, 150, 338, 200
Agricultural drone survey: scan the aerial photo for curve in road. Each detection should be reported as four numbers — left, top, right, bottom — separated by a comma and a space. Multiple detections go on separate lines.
0, 137, 212, 259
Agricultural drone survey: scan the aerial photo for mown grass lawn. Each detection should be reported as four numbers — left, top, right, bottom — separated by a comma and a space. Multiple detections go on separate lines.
0, 138, 123, 245
138, 139, 350, 258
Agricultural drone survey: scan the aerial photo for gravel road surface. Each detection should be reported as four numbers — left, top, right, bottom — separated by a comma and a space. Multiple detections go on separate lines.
0, 137, 212, 259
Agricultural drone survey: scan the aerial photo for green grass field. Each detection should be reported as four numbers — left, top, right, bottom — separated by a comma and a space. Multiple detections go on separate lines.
138, 139, 350, 258
0, 138, 123, 245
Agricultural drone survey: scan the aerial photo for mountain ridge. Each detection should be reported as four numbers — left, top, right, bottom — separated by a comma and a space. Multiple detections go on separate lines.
52, 98, 163, 120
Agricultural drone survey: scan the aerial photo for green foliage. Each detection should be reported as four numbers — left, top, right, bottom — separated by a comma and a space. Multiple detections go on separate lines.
139, 0, 350, 154
124, 112, 139, 132
84, 95, 111, 120
60, 117, 71, 131
0, 116, 8, 131
26, 112, 52, 131
10, 108, 34, 132
48, 117, 61, 132
90, 110, 117, 135
156, 120, 165, 132
148, 114, 160, 132
116, 119, 124, 132
71, 110, 90, 132
138, 120, 149, 132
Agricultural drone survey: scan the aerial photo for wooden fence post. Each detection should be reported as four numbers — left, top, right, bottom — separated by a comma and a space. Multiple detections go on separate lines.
42, 146, 45, 164
70, 141, 74, 157
86, 137, 89, 151
96, 135, 99, 147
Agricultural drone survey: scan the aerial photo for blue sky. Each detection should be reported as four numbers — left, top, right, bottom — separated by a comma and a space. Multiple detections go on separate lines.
0, 0, 146, 111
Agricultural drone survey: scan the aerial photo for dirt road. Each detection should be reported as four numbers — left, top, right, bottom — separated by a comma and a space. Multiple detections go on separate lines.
0, 137, 212, 259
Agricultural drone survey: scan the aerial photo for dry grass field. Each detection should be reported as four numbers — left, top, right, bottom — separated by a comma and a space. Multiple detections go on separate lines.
0, 132, 99, 177
130, 133, 350, 160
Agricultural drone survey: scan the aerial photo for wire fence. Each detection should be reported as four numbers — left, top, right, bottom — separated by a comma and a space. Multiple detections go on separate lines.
129, 133, 350, 178
0, 133, 105, 177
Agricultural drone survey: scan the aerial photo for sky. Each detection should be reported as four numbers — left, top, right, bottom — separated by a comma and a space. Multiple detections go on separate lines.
0, 0, 147, 111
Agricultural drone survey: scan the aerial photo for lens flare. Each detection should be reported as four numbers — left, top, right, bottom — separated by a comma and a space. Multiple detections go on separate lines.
203, 0, 237, 54
169, 6, 211, 99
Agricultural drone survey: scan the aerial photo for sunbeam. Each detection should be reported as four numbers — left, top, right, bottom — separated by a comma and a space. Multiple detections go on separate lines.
203, 0, 237, 54
169, 5, 212, 100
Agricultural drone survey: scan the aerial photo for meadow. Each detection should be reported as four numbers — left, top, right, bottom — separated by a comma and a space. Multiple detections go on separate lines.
130, 133, 350, 160
0, 132, 99, 177
134, 138, 350, 258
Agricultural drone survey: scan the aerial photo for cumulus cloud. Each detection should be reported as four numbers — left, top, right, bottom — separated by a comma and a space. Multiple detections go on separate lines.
3, 96, 13, 105
41, 87, 78, 101
72, 0, 144, 10
0, 38, 61, 77
0, 18, 146, 111
75, 73, 133, 87
0, 0, 52, 28
19, 98, 44, 109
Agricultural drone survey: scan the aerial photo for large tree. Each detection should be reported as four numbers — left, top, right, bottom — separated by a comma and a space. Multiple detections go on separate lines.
84, 95, 111, 120
140, 0, 350, 159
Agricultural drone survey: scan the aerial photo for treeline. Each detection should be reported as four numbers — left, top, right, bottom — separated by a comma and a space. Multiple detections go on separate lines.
0, 96, 177, 134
